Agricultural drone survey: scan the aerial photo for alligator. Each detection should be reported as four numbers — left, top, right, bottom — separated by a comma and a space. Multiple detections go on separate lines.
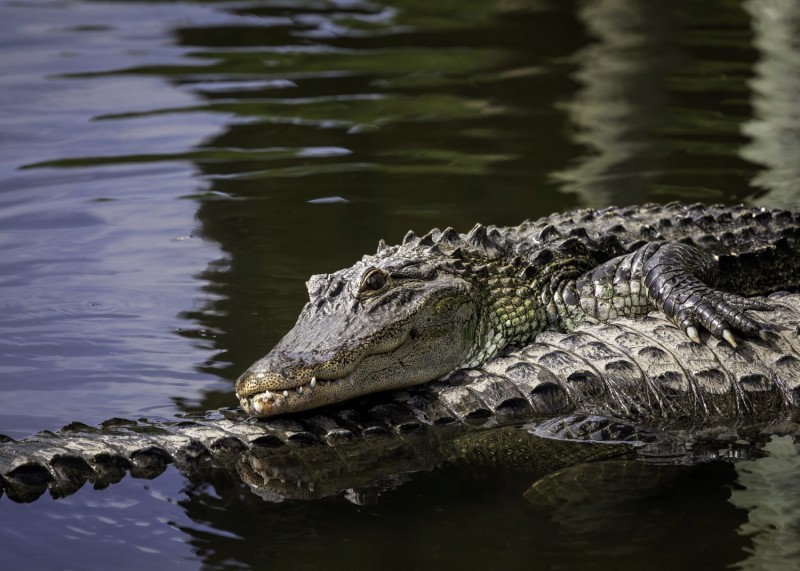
2, 203, 800, 503
235, 202, 800, 415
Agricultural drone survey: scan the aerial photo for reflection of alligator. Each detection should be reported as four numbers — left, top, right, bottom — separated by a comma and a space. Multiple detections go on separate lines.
3, 203, 800, 503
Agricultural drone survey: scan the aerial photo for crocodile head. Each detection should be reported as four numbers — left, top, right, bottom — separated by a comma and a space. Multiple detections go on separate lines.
235, 225, 523, 417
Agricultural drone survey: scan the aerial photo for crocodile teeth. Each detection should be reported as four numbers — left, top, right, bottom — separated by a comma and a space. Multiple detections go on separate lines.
263, 390, 273, 399
252, 399, 264, 413
310, 377, 317, 388
296, 386, 304, 395
283, 390, 289, 398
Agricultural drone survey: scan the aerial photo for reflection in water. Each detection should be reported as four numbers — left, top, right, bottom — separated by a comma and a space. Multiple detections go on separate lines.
553, 0, 679, 206
741, 0, 800, 209
174, 425, 773, 571
730, 436, 800, 571
556, 0, 766, 207
526, 462, 749, 570
163, 429, 799, 570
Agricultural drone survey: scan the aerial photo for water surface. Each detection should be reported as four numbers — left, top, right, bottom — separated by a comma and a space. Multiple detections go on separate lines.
2, 0, 800, 569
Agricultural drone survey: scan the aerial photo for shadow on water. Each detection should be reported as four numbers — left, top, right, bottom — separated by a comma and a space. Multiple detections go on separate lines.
2, 0, 800, 569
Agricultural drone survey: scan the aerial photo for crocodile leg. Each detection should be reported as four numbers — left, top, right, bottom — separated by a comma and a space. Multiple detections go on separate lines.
559, 241, 772, 345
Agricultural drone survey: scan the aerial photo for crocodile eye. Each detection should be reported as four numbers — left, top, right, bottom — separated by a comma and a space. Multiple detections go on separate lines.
360, 268, 388, 292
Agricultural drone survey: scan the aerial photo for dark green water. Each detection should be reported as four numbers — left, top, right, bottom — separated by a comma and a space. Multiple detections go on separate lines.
1, 0, 800, 569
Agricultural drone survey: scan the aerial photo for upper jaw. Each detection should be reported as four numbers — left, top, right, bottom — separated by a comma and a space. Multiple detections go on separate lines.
235, 329, 412, 417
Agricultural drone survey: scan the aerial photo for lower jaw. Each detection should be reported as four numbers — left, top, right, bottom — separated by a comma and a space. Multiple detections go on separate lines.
244, 392, 295, 416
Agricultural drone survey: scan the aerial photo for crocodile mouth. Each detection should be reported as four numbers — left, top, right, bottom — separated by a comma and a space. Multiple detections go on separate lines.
236, 331, 414, 417
239, 374, 339, 416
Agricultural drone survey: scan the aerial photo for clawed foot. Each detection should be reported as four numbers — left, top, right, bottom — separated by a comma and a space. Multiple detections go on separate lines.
639, 241, 773, 348
666, 288, 771, 348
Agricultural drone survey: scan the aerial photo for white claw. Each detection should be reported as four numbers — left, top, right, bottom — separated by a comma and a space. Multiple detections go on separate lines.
686, 326, 701, 343
310, 377, 317, 388
722, 329, 737, 348
283, 390, 289, 398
